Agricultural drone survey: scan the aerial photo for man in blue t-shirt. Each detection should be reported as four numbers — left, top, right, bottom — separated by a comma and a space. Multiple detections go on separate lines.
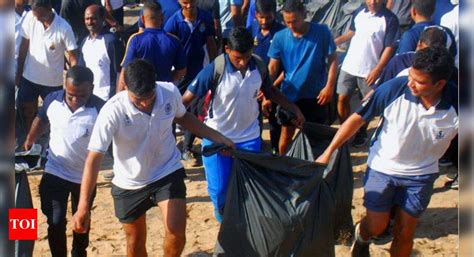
267, 0, 338, 154
397, 0, 456, 56
317, 47, 457, 257
164, 0, 218, 166
249, 0, 284, 154
117, 1, 186, 92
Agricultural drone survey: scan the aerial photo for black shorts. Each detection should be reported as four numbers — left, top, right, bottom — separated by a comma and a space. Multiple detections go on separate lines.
111, 168, 186, 223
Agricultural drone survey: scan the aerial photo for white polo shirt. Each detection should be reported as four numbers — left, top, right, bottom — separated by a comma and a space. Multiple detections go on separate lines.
341, 6, 399, 78
81, 35, 112, 101
187, 55, 270, 143
38, 90, 105, 183
20, 11, 77, 87
357, 76, 458, 176
88, 82, 186, 190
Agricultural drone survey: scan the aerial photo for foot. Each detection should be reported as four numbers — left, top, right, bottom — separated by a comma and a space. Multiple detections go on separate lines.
351, 223, 371, 257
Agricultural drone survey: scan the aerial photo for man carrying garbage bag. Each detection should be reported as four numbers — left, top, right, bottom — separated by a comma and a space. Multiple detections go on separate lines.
316, 47, 458, 257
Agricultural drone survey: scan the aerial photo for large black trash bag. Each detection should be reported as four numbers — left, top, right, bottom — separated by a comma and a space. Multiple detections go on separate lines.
217, 150, 336, 257
286, 123, 354, 243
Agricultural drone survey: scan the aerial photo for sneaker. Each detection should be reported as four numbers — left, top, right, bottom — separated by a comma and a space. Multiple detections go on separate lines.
445, 172, 457, 182
450, 176, 459, 189
439, 157, 453, 167
102, 171, 114, 182
182, 150, 202, 167
352, 135, 368, 148
351, 223, 371, 257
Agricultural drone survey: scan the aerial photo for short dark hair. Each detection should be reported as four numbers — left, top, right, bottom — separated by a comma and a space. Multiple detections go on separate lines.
412, 47, 454, 83
412, 0, 435, 18
143, 0, 162, 15
227, 27, 253, 53
282, 0, 305, 14
124, 59, 156, 97
66, 66, 94, 86
32, 0, 51, 9
419, 26, 448, 48
255, 0, 276, 14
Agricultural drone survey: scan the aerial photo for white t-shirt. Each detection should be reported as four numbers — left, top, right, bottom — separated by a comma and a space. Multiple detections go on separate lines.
440, 5, 459, 68
88, 82, 187, 190
20, 11, 77, 87
15, 9, 29, 71
81, 36, 111, 101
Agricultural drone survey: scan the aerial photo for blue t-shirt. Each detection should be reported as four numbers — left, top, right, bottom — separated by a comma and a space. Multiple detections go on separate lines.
138, 0, 180, 28
268, 23, 336, 102
396, 21, 457, 57
432, 0, 455, 25
122, 28, 186, 82
164, 8, 216, 80
250, 20, 285, 65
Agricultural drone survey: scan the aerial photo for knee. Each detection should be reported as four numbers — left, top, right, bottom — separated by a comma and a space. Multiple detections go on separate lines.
392, 223, 416, 242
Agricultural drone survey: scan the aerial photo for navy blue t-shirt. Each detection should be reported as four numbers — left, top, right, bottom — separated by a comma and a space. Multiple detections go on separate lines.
122, 28, 186, 82
250, 20, 285, 65
164, 8, 216, 80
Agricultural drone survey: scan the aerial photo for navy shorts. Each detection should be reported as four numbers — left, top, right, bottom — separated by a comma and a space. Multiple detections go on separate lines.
363, 167, 439, 218
111, 168, 186, 223
17, 77, 62, 103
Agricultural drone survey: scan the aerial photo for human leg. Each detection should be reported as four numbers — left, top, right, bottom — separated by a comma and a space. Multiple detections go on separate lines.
39, 173, 70, 257
122, 214, 148, 257
157, 199, 186, 257
70, 183, 96, 257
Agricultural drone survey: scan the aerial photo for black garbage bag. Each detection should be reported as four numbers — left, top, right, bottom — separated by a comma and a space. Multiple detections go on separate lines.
286, 123, 354, 243
217, 150, 336, 257
14, 147, 39, 257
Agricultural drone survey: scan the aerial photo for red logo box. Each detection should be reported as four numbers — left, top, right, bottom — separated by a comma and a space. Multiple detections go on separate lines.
9, 208, 37, 240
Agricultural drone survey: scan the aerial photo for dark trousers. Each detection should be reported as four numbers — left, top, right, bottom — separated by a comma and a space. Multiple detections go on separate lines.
39, 173, 96, 257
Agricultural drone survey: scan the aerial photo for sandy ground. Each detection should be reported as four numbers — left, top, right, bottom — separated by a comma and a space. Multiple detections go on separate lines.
27, 116, 458, 257
26, 6, 458, 256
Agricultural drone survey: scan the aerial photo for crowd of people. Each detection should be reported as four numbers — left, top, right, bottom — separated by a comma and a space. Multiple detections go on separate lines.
14, 0, 459, 256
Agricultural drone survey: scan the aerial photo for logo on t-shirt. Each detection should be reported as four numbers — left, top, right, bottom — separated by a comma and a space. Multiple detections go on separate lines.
124, 114, 132, 126
83, 128, 90, 138
435, 130, 445, 140
165, 103, 172, 115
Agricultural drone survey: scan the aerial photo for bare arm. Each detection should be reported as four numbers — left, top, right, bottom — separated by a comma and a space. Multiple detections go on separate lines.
15, 37, 29, 86
241, 0, 249, 17
316, 113, 366, 164
182, 90, 196, 107
175, 112, 235, 149
263, 86, 305, 127
366, 46, 396, 86
67, 50, 78, 67
23, 117, 49, 150
72, 151, 104, 233
317, 52, 338, 105
172, 68, 187, 83
206, 36, 218, 61
334, 30, 355, 46
268, 58, 282, 83
116, 69, 126, 93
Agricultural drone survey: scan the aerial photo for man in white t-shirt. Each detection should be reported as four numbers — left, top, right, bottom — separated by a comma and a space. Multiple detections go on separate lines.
79, 5, 124, 101
16, 0, 77, 135
72, 59, 234, 257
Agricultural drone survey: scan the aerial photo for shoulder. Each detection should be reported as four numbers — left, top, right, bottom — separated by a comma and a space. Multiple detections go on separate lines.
43, 90, 64, 108
165, 31, 181, 42
380, 7, 399, 22
85, 94, 106, 111
156, 81, 178, 94
353, 5, 366, 17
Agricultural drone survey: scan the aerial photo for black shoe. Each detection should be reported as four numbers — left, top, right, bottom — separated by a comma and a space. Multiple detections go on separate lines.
351, 223, 371, 257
